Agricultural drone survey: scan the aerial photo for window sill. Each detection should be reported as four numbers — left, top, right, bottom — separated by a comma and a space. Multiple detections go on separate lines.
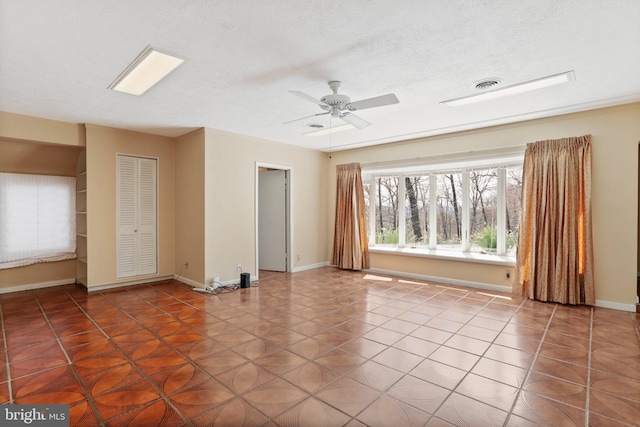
369, 245, 516, 267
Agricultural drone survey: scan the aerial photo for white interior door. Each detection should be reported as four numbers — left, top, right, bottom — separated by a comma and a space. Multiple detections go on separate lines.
117, 156, 137, 278
136, 157, 157, 276
117, 155, 157, 279
259, 169, 286, 271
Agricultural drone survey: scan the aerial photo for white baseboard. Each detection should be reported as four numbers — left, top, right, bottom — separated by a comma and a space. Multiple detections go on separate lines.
292, 261, 329, 273
0, 278, 76, 294
86, 275, 175, 292
366, 267, 513, 294
175, 275, 259, 289
174, 275, 204, 288
595, 299, 636, 313
220, 276, 257, 286
368, 268, 637, 312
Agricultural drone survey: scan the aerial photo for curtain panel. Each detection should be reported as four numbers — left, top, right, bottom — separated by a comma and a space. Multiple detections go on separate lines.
514, 135, 594, 305
332, 163, 370, 270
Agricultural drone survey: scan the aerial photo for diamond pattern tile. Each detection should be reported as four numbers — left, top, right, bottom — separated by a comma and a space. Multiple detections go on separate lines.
0, 268, 638, 425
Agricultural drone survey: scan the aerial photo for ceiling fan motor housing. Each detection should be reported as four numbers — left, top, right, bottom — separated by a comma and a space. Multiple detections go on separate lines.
321, 80, 350, 115
320, 93, 351, 107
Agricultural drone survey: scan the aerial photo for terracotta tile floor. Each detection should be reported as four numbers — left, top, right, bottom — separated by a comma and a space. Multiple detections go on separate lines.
1, 267, 640, 426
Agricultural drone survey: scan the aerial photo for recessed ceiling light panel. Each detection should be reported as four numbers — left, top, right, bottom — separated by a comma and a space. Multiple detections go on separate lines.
442, 71, 575, 107
108, 46, 185, 96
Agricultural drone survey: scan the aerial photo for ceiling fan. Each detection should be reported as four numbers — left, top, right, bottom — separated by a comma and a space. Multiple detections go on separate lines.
285, 81, 399, 130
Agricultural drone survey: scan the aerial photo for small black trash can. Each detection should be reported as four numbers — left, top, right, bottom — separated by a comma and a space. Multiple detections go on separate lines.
240, 272, 250, 288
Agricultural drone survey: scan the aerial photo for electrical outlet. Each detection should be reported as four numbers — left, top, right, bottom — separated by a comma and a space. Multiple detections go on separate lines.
237, 263, 242, 271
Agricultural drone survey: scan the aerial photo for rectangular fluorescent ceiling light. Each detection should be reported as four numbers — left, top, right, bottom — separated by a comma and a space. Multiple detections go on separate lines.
304, 124, 353, 136
108, 46, 184, 96
441, 71, 575, 107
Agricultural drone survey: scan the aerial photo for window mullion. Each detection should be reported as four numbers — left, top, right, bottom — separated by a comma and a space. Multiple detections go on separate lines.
368, 177, 376, 245
497, 168, 506, 254
429, 174, 437, 249
398, 175, 406, 248
461, 171, 470, 251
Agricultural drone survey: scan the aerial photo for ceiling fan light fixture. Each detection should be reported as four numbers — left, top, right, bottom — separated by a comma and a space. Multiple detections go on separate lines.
442, 71, 575, 107
108, 46, 185, 96
304, 124, 353, 136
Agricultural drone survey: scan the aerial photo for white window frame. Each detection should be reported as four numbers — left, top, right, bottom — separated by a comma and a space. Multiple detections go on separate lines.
363, 153, 523, 266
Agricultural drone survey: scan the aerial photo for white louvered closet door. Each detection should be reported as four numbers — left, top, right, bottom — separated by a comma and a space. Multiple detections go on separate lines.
117, 155, 157, 279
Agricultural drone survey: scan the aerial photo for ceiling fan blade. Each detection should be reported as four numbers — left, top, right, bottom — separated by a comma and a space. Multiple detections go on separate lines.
289, 90, 326, 107
283, 111, 329, 125
339, 112, 371, 130
347, 93, 399, 111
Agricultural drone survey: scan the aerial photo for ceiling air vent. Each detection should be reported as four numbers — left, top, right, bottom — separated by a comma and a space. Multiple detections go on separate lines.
474, 78, 502, 91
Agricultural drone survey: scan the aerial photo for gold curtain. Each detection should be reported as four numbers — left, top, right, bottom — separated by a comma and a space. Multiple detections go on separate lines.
332, 163, 370, 270
514, 135, 594, 305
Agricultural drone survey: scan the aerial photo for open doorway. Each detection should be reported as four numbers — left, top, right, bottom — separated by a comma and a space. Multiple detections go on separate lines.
256, 163, 292, 279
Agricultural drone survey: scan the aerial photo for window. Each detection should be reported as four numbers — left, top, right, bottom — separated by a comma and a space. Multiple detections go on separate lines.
436, 172, 463, 251
469, 168, 498, 253
405, 175, 429, 247
363, 153, 523, 259
505, 165, 523, 256
374, 176, 399, 244
0, 173, 76, 269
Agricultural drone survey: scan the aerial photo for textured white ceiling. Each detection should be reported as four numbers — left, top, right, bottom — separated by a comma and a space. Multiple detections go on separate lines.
1, 0, 639, 152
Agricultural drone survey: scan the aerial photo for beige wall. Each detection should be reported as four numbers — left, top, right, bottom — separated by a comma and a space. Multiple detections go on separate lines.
0, 111, 84, 147
0, 114, 83, 290
203, 128, 328, 284
370, 253, 513, 288
0, 138, 82, 176
85, 125, 176, 287
175, 129, 206, 285
328, 103, 640, 307
3, 105, 638, 308
0, 261, 76, 289
0, 114, 328, 290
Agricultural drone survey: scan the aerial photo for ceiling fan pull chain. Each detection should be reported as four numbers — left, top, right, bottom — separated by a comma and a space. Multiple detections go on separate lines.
329, 115, 333, 158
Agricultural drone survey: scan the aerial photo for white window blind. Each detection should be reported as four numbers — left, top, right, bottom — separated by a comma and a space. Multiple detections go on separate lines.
0, 172, 76, 269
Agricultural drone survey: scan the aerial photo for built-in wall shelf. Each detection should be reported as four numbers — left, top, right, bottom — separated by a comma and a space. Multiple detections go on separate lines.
76, 148, 88, 288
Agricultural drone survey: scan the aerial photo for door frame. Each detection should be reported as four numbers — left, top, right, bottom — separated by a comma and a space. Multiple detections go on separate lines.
255, 162, 293, 278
